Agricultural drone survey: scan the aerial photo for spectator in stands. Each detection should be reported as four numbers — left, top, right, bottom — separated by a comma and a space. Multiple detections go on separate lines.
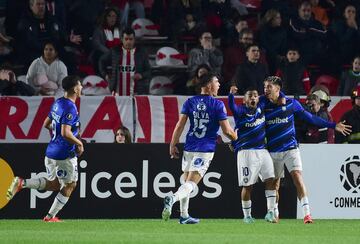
310, 88, 335, 142
26, 41, 68, 96
336, 85, 360, 143
261, 0, 294, 25
17, 0, 81, 72
0, 65, 35, 96
65, 0, 105, 53
275, 47, 311, 96
92, 7, 122, 75
186, 63, 211, 95
223, 16, 248, 47
114, 125, 132, 143
223, 28, 267, 85
298, 93, 335, 143
330, 5, 360, 64
337, 56, 360, 96
101, 27, 151, 96
45, 0, 67, 32
289, 1, 327, 65
231, 44, 268, 95
111, 0, 145, 27
259, 9, 287, 74
310, 0, 330, 27
187, 30, 223, 78
176, 10, 206, 40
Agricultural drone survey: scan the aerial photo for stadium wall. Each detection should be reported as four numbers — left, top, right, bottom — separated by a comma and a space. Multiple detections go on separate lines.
0, 96, 353, 143
0, 144, 297, 219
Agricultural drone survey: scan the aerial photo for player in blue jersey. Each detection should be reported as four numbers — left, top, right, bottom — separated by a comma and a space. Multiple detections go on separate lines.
162, 73, 237, 224
228, 86, 277, 223
262, 76, 351, 224
6, 75, 84, 222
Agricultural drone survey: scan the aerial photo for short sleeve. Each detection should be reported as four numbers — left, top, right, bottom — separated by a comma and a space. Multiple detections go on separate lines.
181, 99, 190, 115
217, 101, 228, 121
61, 105, 77, 125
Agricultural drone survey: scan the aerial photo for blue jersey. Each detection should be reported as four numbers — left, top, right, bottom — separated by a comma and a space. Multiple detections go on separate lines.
181, 95, 227, 152
260, 97, 335, 152
45, 97, 80, 160
228, 94, 266, 152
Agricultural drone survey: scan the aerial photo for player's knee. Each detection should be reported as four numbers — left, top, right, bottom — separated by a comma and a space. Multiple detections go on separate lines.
61, 182, 77, 197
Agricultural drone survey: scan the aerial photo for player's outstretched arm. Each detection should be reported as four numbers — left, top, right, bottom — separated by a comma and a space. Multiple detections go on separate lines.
220, 119, 237, 141
170, 114, 188, 159
61, 124, 84, 156
335, 120, 352, 136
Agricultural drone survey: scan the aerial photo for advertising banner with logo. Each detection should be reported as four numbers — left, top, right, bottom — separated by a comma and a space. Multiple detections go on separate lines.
0, 96, 352, 143
0, 144, 297, 219
297, 144, 360, 219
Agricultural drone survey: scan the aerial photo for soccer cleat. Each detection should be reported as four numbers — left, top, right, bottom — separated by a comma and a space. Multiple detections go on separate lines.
43, 216, 62, 222
6, 177, 24, 200
162, 195, 174, 221
264, 211, 278, 223
303, 214, 313, 224
243, 216, 255, 224
179, 216, 200, 224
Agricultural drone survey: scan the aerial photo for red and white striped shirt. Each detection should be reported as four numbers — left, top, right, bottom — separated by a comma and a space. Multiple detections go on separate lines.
118, 47, 136, 96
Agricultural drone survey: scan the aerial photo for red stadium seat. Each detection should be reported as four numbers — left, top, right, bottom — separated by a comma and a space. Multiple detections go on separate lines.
315, 75, 339, 95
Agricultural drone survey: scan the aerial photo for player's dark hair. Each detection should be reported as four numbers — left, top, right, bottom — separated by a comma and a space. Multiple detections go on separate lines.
62, 75, 80, 92
198, 73, 217, 88
264, 76, 282, 88
245, 43, 259, 52
244, 87, 258, 95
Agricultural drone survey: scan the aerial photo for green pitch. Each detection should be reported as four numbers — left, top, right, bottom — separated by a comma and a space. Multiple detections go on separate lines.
0, 219, 359, 243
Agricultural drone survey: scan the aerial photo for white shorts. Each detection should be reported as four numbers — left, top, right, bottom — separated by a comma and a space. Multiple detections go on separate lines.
237, 149, 275, 186
182, 151, 214, 177
45, 156, 78, 187
270, 148, 302, 178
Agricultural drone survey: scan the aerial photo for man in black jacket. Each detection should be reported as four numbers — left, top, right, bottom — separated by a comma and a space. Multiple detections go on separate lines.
336, 86, 360, 143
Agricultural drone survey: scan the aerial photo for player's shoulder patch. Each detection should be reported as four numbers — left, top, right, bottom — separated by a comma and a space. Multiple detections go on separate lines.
66, 113, 73, 120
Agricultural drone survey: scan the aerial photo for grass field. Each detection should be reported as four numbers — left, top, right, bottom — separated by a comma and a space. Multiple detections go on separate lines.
0, 219, 359, 243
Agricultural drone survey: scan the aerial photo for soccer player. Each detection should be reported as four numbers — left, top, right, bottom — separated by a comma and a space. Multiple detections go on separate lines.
262, 76, 351, 224
162, 73, 237, 224
6, 75, 84, 222
228, 86, 277, 223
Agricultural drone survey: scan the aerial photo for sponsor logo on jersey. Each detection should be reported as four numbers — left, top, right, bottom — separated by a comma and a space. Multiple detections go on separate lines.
266, 117, 289, 125
245, 116, 265, 127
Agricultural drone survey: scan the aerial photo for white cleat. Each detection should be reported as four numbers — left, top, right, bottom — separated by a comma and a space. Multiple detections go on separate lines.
162, 196, 174, 221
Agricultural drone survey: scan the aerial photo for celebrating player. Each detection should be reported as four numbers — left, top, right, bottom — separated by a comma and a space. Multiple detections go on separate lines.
262, 76, 351, 223
228, 86, 277, 223
162, 73, 237, 224
6, 75, 84, 222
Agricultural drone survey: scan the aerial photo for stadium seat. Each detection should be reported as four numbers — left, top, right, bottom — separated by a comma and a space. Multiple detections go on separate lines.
315, 75, 339, 96
240, 0, 261, 10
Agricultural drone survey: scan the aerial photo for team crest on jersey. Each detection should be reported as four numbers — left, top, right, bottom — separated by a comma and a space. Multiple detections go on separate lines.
257, 107, 261, 113
282, 106, 286, 111
197, 102, 207, 111
66, 113, 73, 120
193, 158, 204, 167
53, 104, 58, 111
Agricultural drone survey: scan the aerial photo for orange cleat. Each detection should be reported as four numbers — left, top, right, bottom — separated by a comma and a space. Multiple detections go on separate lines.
304, 214, 313, 224
43, 216, 62, 222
